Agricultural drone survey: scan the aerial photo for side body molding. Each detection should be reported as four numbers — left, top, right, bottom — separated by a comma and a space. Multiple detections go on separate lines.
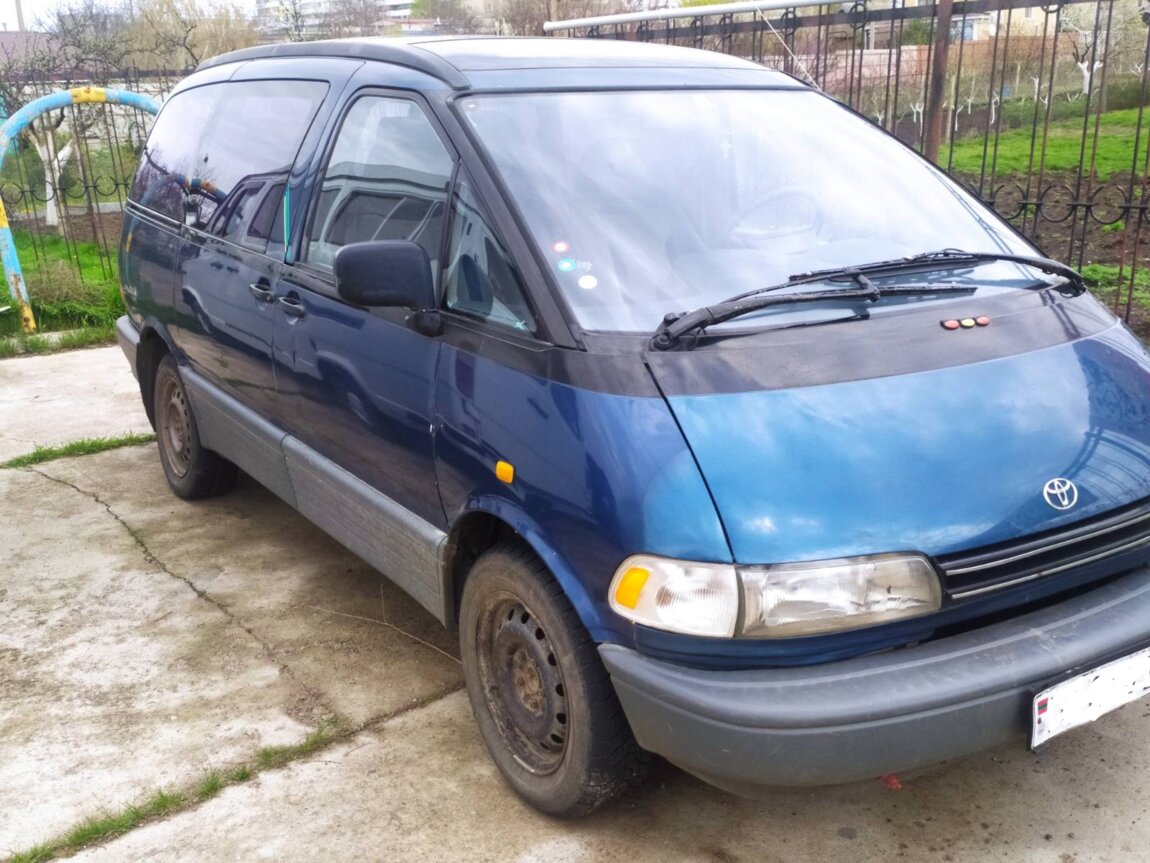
282, 437, 448, 621
183, 368, 297, 507
184, 366, 450, 624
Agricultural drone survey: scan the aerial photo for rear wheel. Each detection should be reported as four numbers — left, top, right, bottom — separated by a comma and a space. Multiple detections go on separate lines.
154, 355, 237, 500
460, 541, 647, 817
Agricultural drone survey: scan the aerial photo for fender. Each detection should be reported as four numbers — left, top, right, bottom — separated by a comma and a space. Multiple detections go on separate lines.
449, 493, 619, 644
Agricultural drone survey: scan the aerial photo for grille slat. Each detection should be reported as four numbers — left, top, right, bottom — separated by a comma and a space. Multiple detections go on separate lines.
939, 498, 1150, 599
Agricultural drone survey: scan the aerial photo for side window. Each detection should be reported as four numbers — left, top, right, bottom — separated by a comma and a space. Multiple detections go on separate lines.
129, 79, 326, 254
196, 80, 327, 247
129, 85, 218, 222
444, 174, 536, 333
304, 96, 453, 274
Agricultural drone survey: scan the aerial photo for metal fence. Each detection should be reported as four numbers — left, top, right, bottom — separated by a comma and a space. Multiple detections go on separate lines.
0, 69, 180, 330
548, 0, 1150, 326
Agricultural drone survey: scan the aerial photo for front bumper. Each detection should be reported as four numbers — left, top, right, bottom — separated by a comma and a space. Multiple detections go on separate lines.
601, 566, 1150, 793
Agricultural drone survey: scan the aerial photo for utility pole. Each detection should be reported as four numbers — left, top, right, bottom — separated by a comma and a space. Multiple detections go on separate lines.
923, 0, 954, 164
14, 0, 25, 31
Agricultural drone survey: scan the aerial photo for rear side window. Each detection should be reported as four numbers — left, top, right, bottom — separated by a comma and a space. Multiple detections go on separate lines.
130, 80, 327, 252
304, 96, 453, 273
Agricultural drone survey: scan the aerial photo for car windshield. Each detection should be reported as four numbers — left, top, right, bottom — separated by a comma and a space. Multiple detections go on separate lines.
459, 89, 1041, 334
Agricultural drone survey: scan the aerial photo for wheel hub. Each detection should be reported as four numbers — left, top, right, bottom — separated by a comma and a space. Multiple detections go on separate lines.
158, 376, 192, 478
478, 600, 569, 775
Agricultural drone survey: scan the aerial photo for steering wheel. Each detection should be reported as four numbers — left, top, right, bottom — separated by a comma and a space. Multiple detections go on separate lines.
729, 186, 823, 246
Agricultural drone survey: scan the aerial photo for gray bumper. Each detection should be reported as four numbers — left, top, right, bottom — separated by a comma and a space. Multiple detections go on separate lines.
601, 566, 1150, 792
115, 315, 140, 378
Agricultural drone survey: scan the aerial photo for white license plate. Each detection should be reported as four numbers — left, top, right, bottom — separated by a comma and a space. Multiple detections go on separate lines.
1032, 646, 1150, 748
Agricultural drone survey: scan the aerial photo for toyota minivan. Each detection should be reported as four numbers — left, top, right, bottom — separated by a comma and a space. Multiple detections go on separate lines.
117, 36, 1150, 816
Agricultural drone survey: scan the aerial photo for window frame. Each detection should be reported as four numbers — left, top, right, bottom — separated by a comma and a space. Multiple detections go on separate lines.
438, 168, 541, 337
131, 78, 328, 258
293, 88, 459, 300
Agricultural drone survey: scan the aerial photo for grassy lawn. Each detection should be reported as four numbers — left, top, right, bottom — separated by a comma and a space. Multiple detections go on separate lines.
0, 228, 122, 342
949, 108, 1148, 179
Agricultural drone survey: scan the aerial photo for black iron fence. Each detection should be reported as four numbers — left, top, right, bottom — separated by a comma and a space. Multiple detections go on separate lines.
551, 0, 1150, 327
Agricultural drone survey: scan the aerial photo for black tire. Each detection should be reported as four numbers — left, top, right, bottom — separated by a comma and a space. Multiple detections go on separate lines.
460, 541, 648, 817
153, 355, 238, 500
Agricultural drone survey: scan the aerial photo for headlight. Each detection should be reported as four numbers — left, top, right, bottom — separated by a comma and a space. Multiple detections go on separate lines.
608, 555, 739, 637
609, 552, 941, 639
739, 553, 942, 638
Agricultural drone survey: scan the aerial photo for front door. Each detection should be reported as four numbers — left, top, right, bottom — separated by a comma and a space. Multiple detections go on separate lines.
271, 93, 455, 527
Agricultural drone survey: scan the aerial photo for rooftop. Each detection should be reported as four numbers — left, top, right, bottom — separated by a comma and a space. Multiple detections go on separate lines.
196, 36, 791, 89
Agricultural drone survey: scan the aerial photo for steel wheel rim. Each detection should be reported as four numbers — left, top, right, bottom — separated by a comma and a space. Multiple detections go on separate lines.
158, 374, 192, 478
475, 593, 569, 775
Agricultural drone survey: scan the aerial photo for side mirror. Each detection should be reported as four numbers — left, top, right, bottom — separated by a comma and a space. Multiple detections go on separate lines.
334, 240, 436, 311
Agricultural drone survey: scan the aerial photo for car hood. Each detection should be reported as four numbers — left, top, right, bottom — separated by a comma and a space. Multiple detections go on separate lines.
652, 321, 1150, 563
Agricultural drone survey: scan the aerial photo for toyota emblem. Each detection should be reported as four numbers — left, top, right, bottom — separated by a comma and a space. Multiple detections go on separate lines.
1043, 477, 1078, 511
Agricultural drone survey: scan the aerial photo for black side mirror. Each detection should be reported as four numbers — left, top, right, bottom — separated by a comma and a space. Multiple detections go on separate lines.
334, 240, 436, 311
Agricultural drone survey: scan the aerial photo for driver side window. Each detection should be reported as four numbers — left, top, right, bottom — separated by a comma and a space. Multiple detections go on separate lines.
304, 96, 453, 275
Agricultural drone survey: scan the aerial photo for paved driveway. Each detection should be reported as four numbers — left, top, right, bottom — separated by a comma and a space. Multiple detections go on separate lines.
2, 346, 1149, 862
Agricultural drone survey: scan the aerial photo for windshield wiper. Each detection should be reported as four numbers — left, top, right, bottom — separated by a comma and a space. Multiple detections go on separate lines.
651, 272, 975, 351
724, 248, 1086, 305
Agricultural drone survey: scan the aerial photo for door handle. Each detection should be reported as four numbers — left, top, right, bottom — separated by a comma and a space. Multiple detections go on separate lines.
278, 295, 307, 318
249, 283, 275, 303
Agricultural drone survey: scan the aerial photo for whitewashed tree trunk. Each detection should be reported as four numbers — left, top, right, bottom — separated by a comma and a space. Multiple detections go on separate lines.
27, 118, 72, 233
1077, 59, 1103, 95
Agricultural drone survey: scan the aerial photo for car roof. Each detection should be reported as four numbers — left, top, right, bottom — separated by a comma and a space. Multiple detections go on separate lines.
196, 36, 797, 90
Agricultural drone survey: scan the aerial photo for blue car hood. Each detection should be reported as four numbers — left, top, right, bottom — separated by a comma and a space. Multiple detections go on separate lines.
657, 322, 1150, 563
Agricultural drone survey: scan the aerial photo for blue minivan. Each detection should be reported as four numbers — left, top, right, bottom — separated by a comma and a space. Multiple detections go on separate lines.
117, 36, 1150, 815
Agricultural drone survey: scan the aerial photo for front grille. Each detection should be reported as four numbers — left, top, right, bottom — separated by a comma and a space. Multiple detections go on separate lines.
938, 497, 1150, 599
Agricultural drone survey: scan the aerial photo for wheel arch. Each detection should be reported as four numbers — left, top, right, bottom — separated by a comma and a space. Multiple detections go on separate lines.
135, 320, 177, 428
440, 500, 609, 642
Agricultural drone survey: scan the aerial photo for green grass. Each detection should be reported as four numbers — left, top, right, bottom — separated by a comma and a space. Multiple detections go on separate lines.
1082, 263, 1150, 310
0, 324, 115, 358
0, 433, 156, 469
949, 107, 1149, 180
0, 229, 122, 339
4, 720, 349, 863
255, 722, 344, 770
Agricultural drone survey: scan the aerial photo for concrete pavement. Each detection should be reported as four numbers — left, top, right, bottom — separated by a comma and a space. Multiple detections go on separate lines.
3, 346, 1150, 862
0, 347, 152, 462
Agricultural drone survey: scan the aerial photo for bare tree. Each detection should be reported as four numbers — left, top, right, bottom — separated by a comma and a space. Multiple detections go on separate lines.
324, 0, 384, 36
131, 0, 259, 69
277, 0, 309, 41
0, 1, 133, 234
411, 0, 478, 33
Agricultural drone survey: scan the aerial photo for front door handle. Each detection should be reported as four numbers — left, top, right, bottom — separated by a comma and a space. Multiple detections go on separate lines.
278, 295, 307, 318
249, 282, 275, 303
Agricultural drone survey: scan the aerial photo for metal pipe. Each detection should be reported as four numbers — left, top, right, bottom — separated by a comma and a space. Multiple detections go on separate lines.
544, 0, 833, 33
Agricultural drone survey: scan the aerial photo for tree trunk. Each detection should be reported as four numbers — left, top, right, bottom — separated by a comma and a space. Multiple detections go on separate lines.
29, 120, 71, 235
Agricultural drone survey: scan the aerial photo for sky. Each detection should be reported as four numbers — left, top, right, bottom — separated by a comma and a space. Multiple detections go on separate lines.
0, 0, 256, 31
0, 0, 59, 30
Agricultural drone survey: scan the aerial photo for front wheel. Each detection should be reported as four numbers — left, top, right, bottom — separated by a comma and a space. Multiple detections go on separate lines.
460, 542, 647, 817
153, 355, 237, 500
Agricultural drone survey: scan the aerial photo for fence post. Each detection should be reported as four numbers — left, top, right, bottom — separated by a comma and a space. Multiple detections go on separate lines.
923, 0, 955, 163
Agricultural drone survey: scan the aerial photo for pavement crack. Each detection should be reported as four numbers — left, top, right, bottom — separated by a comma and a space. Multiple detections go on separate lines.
26, 466, 340, 723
